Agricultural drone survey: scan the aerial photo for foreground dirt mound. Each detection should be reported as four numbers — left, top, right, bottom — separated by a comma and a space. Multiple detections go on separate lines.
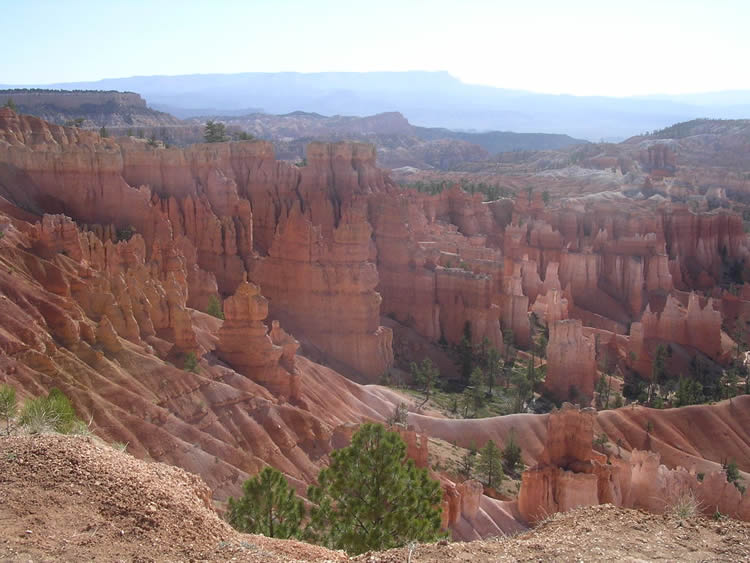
359, 504, 750, 562
0, 434, 344, 562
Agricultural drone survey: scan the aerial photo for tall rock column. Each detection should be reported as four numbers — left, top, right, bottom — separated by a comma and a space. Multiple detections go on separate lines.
544, 319, 597, 403
250, 203, 393, 381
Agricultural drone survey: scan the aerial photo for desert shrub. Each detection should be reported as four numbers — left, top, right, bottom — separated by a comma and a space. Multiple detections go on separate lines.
227, 467, 304, 539
668, 490, 701, 521
723, 459, 746, 493
111, 441, 129, 452
0, 383, 18, 435
386, 402, 409, 427
19, 388, 80, 434
593, 433, 609, 452
183, 352, 199, 373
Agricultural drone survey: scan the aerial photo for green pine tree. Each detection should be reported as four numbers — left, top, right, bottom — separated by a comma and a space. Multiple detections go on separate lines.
484, 346, 501, 397
227, 466, 304, 538
477, 439, 504, 488
305, 423, 443, 554
204, 120, 227, 143
206, 295, 225, 320
501, 430, 523, 476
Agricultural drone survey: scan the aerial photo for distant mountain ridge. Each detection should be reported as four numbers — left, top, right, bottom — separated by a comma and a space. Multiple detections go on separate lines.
4, 71, 750, 139
197, 110, 586, 157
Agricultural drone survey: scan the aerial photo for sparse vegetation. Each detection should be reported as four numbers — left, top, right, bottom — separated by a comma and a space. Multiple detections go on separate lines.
183, 352, 199, 373
386, 402, 409, 427
668, 490, 701, 521
402, 179, 512, 202
723, 459, 746, 494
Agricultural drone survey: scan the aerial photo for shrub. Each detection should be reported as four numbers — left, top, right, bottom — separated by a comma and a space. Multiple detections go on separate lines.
668, 490, 701, 521
19, 388, 80, 434
0, 383, 18, 435
227, 467, 304, 539
116, 225, 135, 242
183, 352, 199, 373
386, 402, 409, 427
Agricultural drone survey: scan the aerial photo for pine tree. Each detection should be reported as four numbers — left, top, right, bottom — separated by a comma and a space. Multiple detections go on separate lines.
458, 321, 474, 385
468, 367, 485, 414
484, 346, 501, 397
501, 430, 523, 476
305, 423, 443, 554
411, 358, 439, 407
206, 295, 225, 320
477, 439, 503, 488
204, 120, 227, 143
227, 467, 304, 538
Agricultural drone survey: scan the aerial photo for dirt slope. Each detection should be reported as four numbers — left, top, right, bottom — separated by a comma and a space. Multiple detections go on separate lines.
360, 504, 750, 562
3, 434, 750, 562
0, 434, 344, 562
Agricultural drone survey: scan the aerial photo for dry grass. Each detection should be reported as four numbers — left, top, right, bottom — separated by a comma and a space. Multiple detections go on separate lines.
668, 489, 702, 521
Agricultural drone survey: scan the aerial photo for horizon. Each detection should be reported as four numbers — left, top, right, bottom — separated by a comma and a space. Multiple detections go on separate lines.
4, 69, 750, 101
4, 0, 750, 98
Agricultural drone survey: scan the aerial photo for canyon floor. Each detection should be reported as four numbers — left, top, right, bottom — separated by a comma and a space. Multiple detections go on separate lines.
2, 434, 749, 563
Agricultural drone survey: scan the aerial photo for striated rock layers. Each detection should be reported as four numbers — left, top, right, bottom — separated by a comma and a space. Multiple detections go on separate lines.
249, 203, 393, 380
628, 292, 727, 377
0, 109, 393, 378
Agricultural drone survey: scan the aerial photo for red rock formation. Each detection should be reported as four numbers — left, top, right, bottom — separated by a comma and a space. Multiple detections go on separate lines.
216, 280, 300, 401
629, 292, 728, 377
544, 320, 598, 403
249, 203, 393, 380
518, 405, 607, 524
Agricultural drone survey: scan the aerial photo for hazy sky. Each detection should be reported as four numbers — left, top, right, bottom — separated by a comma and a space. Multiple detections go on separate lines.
3, 0, 749, 96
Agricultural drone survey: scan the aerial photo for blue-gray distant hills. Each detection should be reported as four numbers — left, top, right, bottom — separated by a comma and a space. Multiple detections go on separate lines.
3, 71, 750, 140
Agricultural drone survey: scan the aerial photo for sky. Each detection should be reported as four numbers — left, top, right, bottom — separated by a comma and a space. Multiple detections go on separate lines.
3, 0, 749, 97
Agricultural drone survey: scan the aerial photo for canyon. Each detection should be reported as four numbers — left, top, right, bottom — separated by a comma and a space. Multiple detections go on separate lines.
0, 105, 749, 544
